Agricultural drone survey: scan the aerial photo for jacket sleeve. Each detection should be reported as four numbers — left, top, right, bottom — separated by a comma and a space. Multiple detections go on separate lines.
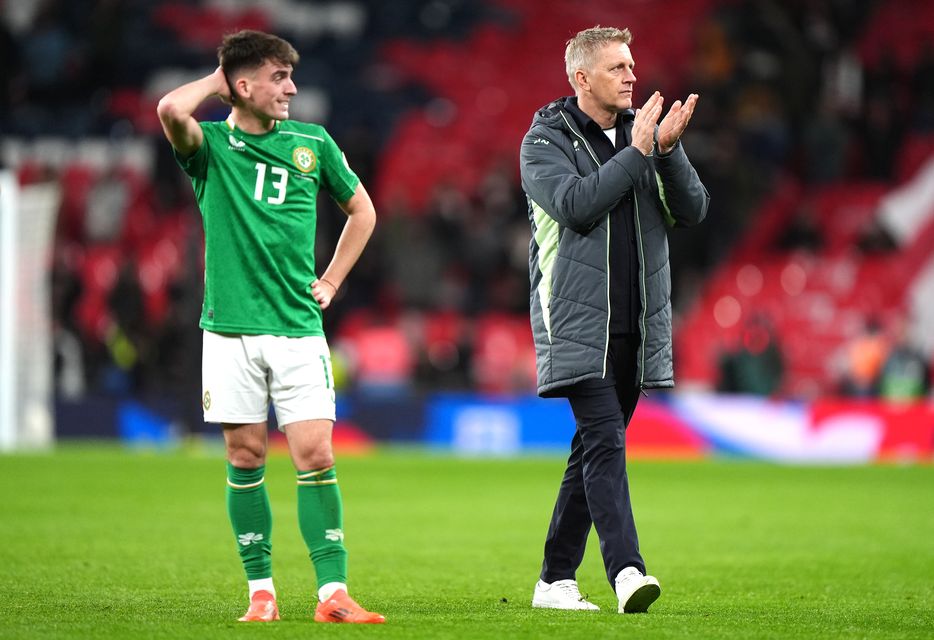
653, 140, 710, 228
520, 128, 651, 233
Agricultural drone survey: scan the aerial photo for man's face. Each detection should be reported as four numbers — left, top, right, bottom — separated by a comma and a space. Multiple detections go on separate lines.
583, 41, 637, 112
238, 60, 297, 120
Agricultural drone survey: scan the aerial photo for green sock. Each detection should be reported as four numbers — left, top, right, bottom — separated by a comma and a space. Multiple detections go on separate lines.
296, 467, 348, 587
226, 463, 272, 580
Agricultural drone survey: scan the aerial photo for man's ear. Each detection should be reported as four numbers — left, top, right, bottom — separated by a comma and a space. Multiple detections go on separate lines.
574, 69, 589, 92
233, 77, 250, 103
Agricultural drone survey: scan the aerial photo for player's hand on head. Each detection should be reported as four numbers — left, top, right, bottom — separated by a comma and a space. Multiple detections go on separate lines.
214, 66, 233, 105
311, 278, 338, 310
632, 91, 663, 156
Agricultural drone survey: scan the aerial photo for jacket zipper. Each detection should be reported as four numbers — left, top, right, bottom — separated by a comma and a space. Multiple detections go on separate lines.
558, 111, 611, 379
633, 197, 647, 388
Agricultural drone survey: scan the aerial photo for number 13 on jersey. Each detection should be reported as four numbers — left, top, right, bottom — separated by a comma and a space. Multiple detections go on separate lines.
254, 162, 288, 205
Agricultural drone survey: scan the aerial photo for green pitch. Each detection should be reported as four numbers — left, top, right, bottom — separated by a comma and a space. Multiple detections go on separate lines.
0, 445, 932, 639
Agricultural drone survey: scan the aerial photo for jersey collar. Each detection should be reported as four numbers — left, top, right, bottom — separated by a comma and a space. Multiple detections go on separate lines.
225, 113, 280, 134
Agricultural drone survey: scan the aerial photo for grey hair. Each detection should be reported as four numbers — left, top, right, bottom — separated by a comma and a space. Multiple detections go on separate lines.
564, 26, 632, 90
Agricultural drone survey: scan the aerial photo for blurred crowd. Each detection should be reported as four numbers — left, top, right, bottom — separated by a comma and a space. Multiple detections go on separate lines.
2, 0, 933, 409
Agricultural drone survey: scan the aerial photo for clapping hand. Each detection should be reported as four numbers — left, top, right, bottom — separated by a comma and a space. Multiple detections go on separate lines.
656, 93, 698, 154
631, 91, 663, 156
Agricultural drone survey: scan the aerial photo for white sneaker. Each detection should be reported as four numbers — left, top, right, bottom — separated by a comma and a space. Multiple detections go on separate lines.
615, 567, 661, 613
532, 579, 600, 610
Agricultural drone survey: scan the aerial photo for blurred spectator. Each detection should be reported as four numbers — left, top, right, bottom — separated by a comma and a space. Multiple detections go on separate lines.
85, 168, 129, 243
855, 217, 897, 254
735, 84, 791, 181
414, 309, 471, 390
53, 324, 86, 399
878, 318, 930, 402
0, 2, 21, 120
100, 262, 147, 394
911, 42, 934, 132
383, 211, 446, 309
51, 243, 85, 398
861, 94, 904, 181
820, 45, 863, 120
801, 97, 850, 185
83, 0, 129, 87
344, 321, 415, 395
838, 316, 889, 397
20, 0, 78, 105
717, 313, 785, 396
774, 205, 825, 253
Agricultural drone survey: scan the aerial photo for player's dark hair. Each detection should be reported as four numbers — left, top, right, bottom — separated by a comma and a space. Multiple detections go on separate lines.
218, 30, 299, 103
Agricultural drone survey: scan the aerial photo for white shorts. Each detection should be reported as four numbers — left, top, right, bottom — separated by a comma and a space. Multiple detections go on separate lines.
201, 331, 336, 429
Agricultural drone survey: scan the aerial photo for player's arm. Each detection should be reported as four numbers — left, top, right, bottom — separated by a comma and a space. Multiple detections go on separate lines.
156, 67, 231, 156
311, 183, 377, 310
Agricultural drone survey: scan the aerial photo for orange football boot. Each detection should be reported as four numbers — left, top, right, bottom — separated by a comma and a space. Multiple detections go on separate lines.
314, 589, 385, 624
238, 590, 280, 622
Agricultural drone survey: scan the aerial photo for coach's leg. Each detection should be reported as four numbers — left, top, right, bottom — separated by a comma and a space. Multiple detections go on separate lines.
569, 378, 645, 585
223, 422, 275, 601
541, 428, 593, 582
607, 335, 644, 585
285, 420, 347, 602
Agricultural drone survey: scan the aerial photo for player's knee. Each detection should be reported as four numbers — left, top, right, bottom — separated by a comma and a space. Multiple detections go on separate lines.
308, 451, 335, 471
226, 442, 267, 468
296, 446, 334, 471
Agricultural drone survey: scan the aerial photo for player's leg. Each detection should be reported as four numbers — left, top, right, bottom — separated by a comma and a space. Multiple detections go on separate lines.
223, 423, 279, 621
202, 331, 278, 621
283, 421, 383, 623
270, 335, 384, 624
284, 419, 346, 600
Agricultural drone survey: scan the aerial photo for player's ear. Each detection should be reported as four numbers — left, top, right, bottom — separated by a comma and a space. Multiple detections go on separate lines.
574, 69, 589, 92
233, 77, 250, 103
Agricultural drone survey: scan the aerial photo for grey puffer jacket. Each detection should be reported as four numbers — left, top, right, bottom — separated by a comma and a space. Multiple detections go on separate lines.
520, 98, 710, 396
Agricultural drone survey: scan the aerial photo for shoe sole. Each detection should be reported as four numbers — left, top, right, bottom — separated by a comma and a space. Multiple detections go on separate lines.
621, 583, 661, 613
314, 613, 385, 624
238, 606, 280, 622
238, 612, 280, 622
532, 599, 599, 611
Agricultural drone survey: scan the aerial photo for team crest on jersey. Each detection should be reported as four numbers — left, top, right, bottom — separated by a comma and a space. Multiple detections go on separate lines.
292, 146, 316, 173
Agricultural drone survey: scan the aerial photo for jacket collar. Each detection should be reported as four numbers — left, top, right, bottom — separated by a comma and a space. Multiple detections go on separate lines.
563, 97, 634, 138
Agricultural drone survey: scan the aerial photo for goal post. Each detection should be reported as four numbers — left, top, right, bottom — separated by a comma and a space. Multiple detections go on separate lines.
0, 171, 58, 450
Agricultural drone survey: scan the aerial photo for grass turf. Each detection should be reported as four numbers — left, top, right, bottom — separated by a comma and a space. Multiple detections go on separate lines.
0, 445, 931, 639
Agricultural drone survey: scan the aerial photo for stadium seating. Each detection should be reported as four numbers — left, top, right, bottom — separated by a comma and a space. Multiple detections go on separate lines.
4, 0, 933, 401
677, 151, 934, 396
375, 0, 716, 209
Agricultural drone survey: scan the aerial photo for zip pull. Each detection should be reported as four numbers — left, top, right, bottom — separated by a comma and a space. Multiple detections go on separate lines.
640, 387, 648, 398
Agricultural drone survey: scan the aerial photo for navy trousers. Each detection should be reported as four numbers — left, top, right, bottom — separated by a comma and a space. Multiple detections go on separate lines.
540, 334, 645, 586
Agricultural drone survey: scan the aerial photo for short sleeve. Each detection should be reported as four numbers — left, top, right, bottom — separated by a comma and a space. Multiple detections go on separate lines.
172, 123, 210, 179
319, 129, 360, 204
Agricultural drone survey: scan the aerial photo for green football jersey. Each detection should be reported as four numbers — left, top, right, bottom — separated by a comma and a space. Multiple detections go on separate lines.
175, 116, 359, 337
